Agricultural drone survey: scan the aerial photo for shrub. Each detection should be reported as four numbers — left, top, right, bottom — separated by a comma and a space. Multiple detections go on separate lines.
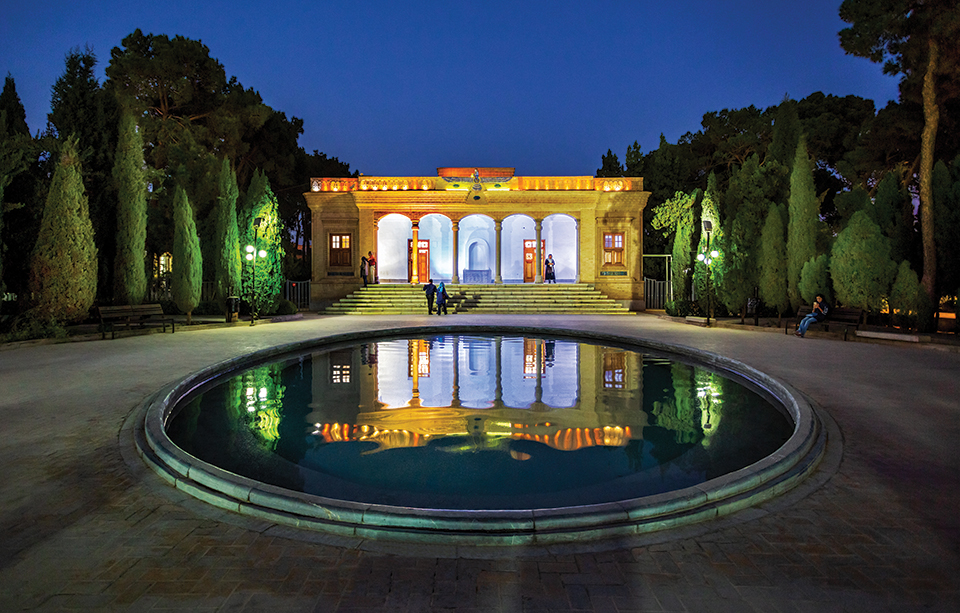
274, 299, 298, 316
2, 316, 69, 342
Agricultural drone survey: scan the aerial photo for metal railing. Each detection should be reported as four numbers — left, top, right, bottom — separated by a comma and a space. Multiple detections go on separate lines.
644, 278, 670, 310
146, 280, 310, 308
284, 280, 311, 308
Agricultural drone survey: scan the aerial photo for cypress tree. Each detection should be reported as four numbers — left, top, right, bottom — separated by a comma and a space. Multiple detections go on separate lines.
28, 138, 98, 322
172, 185, 202, 324
694, 174, 722, 318
1, 109, 32, 295
213, 158, 241, 310
888, 260, 922, 330
786, 138, 819, 310
799, 254, 832, 305
830, 211, 896, 313
758, 202, 790, 322
767, 97, 800, 171
113, 112, 147, 304
241, 170, 285, 314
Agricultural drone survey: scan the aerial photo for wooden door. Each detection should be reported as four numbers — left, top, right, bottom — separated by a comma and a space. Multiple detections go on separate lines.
523, 240, 545, 282
407, 239, 430, 282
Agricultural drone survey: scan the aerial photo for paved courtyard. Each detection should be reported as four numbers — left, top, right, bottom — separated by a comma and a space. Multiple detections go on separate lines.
0, 314, 957, 612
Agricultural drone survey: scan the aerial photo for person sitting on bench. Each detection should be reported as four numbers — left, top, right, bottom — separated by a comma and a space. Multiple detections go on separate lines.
795, 294, 830, 338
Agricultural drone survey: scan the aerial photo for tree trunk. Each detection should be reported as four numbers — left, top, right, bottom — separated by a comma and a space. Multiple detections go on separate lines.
919, 38, 940, 301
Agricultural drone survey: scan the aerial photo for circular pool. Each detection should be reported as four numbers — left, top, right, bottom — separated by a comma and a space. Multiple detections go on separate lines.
135, 325, 825, 546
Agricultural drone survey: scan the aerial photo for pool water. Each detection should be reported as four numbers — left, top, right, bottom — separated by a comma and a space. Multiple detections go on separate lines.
167, 335, 792, 510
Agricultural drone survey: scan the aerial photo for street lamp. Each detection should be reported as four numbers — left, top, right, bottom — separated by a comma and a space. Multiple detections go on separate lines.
245, 217, 266, 326
696, 220, 720, 326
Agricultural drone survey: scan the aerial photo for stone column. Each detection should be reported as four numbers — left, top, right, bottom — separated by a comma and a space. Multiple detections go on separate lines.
574, 218, 580, 283
494, 219, 503, 284
451, 220, 460, 284
411, 220, 420, 284
372, 218, 380, 284
535, 218, 543, 284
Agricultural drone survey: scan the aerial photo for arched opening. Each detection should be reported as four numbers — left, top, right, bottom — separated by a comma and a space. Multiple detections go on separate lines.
543, 214, 578, 283
458, 214, 494, 284
376, 214, 411, 282
502, 214, 536, 283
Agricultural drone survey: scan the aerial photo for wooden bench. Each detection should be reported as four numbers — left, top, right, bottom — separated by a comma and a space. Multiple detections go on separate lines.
98, 304, 175, 339
786, 305, 863, 340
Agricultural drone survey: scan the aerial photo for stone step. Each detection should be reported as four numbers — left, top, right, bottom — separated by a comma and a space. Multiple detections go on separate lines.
323, 283, 633, 315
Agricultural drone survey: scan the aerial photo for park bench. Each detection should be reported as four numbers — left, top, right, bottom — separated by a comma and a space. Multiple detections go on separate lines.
98, 304, 175, 340
786, 305, 863, 340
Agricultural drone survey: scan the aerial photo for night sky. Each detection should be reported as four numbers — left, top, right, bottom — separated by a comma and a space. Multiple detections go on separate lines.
1, 0, 899, 177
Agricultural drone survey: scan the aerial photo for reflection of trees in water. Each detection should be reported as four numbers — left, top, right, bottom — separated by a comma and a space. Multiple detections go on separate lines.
650, 363, 703, 444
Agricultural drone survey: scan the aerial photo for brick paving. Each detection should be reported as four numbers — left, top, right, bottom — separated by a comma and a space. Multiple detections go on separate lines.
1, 314, 957, 612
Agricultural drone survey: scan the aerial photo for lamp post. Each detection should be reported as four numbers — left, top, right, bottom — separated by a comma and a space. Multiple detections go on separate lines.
245, 217, 266, 326
696, 220, 720, 326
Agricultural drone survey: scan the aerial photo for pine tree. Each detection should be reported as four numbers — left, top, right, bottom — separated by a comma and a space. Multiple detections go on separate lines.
830, 211, 896, 313
786, 139, 819, 310
758, 202, 790, 322
213, 158, 241, 309
113, 112, 147, 304
28, 138, 98, 322
172, 185, 202, 323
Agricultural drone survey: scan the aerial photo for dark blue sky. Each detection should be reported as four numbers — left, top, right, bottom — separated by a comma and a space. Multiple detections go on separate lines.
1, 0, 899, 177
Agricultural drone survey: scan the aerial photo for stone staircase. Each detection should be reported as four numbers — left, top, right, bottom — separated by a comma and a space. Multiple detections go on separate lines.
322, 283, 634, 315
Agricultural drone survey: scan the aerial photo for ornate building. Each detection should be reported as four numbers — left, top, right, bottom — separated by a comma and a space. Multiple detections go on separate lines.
304, 167, 650, 309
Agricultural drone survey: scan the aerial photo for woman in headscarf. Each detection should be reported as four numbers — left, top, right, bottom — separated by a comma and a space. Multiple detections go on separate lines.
435, 281, 449, 315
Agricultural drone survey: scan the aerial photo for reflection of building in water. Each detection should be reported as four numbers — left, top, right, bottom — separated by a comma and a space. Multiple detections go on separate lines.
305, 336, 647, 453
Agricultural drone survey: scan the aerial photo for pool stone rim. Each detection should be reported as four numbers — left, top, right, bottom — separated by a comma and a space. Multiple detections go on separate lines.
134, 324, 826, 546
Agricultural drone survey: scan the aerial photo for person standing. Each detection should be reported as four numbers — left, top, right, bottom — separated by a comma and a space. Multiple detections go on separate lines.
367, 251, 378, 284
544, 254, 556, 283
360, 253, 369, 286
436, 281, 449, 315
795, 294, 830, 338
422, 278, 437, 314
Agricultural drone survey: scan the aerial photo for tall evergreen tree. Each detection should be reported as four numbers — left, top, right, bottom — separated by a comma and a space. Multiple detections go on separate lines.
932, 157, 960, 302
1, 76, 39, 297
694, 174, 722, 318
718, 157, 775, 319
113, 112, 147, 304
758, 202, 790, 322
48, 49, 118, 302
767, 97, 801, 171
172, 185, 202, 324
1, 109, 33, 295
799, 254, 832, 306
0, 76, 29, 136
28, 138, 97, 322
786, 139, 820, 310
873, 171, 916, 265
889, 260, 922, 329
241, 170, 285, 314
830, 210, 896, 313
213, 158, 241, 309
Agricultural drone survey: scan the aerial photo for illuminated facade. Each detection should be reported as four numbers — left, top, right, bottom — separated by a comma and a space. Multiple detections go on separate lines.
305, 167, 651, 309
